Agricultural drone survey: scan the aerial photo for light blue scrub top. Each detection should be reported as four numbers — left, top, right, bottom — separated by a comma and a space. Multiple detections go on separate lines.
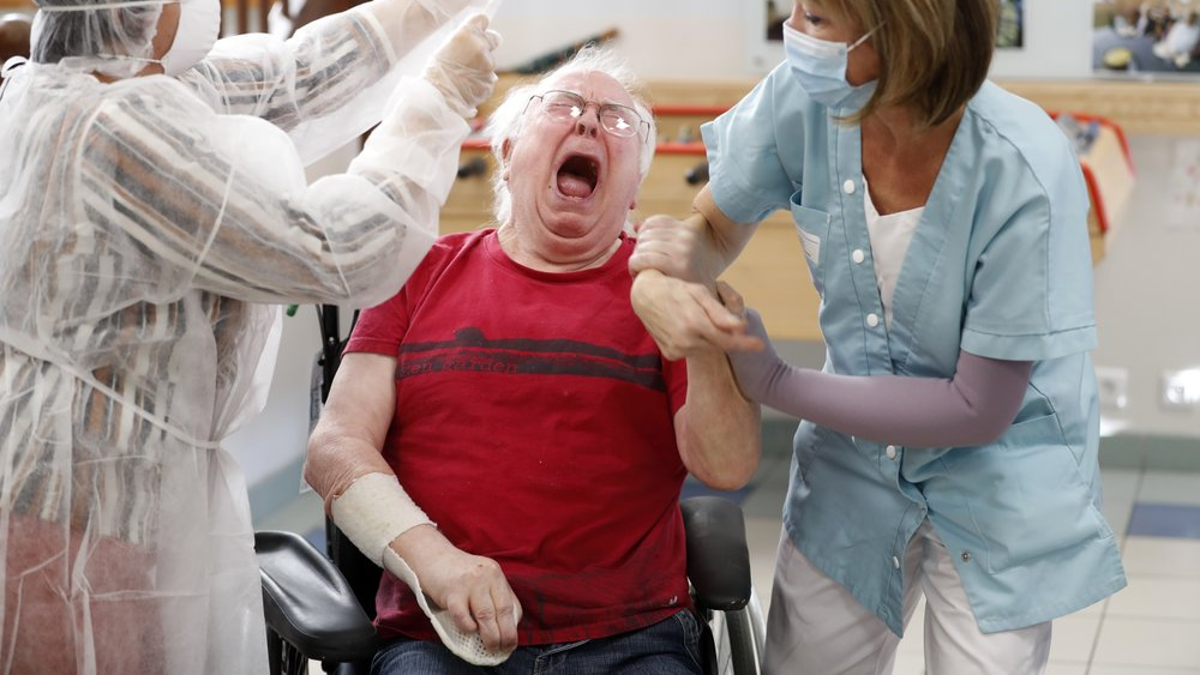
702, 64, 1127, 635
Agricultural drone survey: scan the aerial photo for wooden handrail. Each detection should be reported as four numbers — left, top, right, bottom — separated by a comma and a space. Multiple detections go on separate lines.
0, 12, 31, 79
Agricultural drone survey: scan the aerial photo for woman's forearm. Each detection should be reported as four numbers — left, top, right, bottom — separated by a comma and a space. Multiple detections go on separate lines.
730, 311, 1032, 448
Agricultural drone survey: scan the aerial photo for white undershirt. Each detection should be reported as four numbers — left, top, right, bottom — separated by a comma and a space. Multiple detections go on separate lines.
863, 179, 924, 329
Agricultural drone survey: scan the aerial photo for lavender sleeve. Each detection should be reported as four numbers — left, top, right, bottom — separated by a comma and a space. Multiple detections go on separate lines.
729, 310, 1033, 448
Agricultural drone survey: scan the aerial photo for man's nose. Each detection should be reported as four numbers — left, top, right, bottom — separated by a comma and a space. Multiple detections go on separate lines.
574, 107, 601, 138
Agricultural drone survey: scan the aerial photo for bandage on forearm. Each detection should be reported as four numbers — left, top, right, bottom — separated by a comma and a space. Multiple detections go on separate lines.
331, 472, 518, 666
329, 472, 434, 565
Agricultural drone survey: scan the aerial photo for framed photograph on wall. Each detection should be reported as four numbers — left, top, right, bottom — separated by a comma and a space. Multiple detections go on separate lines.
1093, 0, 1200, 77
998, 0, 1024, 49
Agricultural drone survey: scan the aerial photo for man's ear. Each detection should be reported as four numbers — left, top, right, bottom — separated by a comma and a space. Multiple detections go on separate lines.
500, 139, 514, 181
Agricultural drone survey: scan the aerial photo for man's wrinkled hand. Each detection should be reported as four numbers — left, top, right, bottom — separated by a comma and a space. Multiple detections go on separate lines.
630, 271, 763, 361
392, 526, 522, 653
629, 215, 713, 283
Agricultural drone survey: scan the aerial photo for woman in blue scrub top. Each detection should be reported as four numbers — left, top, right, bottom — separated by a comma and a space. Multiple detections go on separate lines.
629, 0, 1127, 672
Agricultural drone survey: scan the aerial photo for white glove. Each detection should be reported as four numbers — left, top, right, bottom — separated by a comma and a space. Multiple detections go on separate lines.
423, 13, 501, 118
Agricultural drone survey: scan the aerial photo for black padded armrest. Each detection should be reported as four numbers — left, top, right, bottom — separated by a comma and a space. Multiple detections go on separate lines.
681, 496, 752, 611
256, 530, 381, 662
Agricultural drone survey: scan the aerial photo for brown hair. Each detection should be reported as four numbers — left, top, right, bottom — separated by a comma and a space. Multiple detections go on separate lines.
819, 0, 998, 128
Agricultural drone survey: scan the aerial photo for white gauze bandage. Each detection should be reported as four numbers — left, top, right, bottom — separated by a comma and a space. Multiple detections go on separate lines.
330, 472, 519, 666
330, 472, 433, 565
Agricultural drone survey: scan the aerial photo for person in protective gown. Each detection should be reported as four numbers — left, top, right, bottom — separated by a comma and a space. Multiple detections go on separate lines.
0, 0, 500, 670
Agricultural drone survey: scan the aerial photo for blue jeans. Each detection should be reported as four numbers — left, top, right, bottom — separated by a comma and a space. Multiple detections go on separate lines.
371, 610, 704, 675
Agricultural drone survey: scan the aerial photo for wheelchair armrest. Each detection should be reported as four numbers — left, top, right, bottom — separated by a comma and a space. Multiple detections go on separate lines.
256, 530, 381, 662
681, 496, 752, 612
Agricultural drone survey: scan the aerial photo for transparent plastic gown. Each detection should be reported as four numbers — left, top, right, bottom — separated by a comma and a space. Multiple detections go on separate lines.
0, 0, 491, 671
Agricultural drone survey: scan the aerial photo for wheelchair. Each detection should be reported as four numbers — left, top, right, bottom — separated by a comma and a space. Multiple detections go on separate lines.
259, 308, 766, 673
256, 495, 766, 675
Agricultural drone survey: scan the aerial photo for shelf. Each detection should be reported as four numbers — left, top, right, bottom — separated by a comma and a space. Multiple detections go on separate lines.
637, 76, 1200, 137
998, 79, 1200, 136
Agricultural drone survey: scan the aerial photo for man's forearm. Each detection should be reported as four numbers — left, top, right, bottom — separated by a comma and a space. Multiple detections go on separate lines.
677, 350, 762, 490
304, 426, 395, 514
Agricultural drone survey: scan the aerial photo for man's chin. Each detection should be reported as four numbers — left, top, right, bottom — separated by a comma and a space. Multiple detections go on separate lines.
540, 212, 630, 242
541, 216, 598, 239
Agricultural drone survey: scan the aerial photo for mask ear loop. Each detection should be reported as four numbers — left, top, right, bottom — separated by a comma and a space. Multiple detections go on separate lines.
847, 23, 883, 52
58, 53, 163, 78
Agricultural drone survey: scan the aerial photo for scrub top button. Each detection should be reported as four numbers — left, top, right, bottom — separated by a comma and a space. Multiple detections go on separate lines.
852, 249, 865, 264
843, 179, 857, 194
867, 313, 880, 328
886, 445, 897, 460
961, 551, 973, 563
892, 555, 900, 569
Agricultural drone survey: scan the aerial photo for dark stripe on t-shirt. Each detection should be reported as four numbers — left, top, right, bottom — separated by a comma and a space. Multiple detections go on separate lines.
397, 327, 666, 391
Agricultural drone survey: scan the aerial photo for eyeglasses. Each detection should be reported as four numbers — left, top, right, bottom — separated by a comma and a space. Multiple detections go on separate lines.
524, 90, 648, 139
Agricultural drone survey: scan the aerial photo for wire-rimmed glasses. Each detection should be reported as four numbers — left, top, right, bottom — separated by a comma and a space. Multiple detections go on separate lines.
525, 89, 648, 139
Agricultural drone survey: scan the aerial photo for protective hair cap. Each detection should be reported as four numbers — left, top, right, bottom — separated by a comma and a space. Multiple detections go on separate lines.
31, 0, 172, 78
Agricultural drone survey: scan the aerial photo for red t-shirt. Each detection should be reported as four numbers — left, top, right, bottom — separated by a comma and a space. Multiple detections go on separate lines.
345, 229, 691, 645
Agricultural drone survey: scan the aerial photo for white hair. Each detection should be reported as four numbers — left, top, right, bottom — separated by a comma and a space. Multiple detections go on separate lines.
483, 44, 657, 225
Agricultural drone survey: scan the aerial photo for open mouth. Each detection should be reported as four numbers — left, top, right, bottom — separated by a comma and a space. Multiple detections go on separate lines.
555, 154, 600, 199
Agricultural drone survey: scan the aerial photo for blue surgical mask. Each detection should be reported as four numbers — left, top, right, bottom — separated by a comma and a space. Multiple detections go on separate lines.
782, 21, 879, 110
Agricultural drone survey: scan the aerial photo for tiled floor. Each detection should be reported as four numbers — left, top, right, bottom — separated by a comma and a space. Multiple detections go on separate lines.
257, 456, 1200, 674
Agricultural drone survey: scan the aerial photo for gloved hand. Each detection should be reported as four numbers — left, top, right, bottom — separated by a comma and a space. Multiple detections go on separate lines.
423, 13, 501, 118
725, 307, 789, 405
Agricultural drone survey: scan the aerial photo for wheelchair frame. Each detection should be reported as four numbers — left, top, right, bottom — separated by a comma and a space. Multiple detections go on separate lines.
256, 495, 765, 675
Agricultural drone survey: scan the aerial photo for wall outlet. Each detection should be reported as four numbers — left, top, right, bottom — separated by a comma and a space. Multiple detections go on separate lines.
1095, 365, 1129, 411
1161, 369, 1200, 412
